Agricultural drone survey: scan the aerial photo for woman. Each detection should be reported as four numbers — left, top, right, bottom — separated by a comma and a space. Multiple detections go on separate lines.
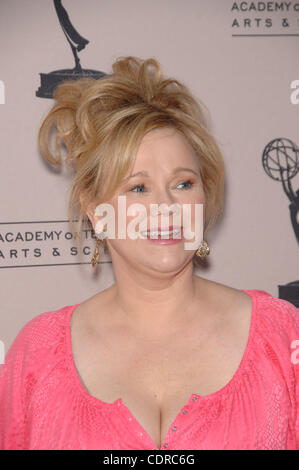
0, 56, 298, 450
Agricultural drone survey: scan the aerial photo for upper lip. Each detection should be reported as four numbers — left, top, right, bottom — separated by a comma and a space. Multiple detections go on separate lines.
142, 226, 183, 233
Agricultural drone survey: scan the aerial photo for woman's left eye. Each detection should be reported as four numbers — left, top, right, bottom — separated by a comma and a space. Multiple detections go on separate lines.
176, 180, 194, 190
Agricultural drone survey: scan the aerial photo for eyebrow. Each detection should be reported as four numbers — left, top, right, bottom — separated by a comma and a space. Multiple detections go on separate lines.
124, 167, 200, 182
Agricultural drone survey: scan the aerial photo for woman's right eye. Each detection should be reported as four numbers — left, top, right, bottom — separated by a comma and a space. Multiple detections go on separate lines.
129, 184, 145, 193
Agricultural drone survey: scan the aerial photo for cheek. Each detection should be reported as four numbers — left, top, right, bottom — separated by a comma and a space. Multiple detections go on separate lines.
107, 236, 145, 258
110, 207, 147, 241
180, 191, 205, 218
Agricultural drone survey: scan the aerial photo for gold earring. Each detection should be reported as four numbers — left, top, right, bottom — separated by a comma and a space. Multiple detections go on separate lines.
196, 239, 210, 258
91, 237, 101, 268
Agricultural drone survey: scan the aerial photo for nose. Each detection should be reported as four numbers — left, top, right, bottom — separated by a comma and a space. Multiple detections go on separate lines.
152, 184, 177, 206
149, 187, 181, 222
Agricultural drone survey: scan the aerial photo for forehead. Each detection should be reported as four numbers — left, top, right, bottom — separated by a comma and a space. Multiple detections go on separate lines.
136, 127, 198, 165
141, 126, 188, 145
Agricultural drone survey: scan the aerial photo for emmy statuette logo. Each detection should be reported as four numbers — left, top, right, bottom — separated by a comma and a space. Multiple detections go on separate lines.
36, 0, 107, 99
262, 137, 299, 307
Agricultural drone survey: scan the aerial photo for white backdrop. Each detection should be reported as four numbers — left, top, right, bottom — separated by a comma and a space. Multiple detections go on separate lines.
0, 0, 298, 356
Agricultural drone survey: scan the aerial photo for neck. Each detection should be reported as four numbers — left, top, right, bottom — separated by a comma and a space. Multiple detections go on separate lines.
110, 262, 203, 339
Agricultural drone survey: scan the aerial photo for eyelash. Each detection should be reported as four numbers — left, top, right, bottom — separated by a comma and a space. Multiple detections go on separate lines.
128, 180, 195, 194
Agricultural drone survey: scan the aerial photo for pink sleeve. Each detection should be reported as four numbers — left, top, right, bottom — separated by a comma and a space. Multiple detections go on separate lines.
0, 321, 32, 450
286, 300, 299, 450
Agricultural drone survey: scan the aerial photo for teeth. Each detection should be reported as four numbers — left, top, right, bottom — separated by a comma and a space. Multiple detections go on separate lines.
140, 228, 181, 237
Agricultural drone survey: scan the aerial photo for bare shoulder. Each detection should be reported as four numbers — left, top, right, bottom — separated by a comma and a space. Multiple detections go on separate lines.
195, 277, 253, 326
198, 277, 251, 306
192, 278, 253, 354
70, 284, 116, 333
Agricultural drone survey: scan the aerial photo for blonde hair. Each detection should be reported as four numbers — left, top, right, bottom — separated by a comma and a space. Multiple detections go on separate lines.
38, 56, 225, 266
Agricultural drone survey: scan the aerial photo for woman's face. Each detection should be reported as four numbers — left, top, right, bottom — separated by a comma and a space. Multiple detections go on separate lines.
91, 126, 206, 276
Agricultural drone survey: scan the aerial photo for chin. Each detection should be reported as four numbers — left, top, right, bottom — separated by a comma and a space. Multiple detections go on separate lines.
142, 256, 191, 274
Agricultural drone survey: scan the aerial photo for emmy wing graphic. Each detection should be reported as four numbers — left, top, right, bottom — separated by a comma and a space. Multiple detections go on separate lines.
262, 137, 299, 307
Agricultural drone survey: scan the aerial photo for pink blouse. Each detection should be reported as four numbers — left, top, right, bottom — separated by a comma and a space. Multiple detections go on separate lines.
0, 289, 298, 450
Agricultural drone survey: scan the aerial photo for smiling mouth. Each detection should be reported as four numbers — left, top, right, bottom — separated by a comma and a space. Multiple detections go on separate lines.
140, 227, 183, 238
